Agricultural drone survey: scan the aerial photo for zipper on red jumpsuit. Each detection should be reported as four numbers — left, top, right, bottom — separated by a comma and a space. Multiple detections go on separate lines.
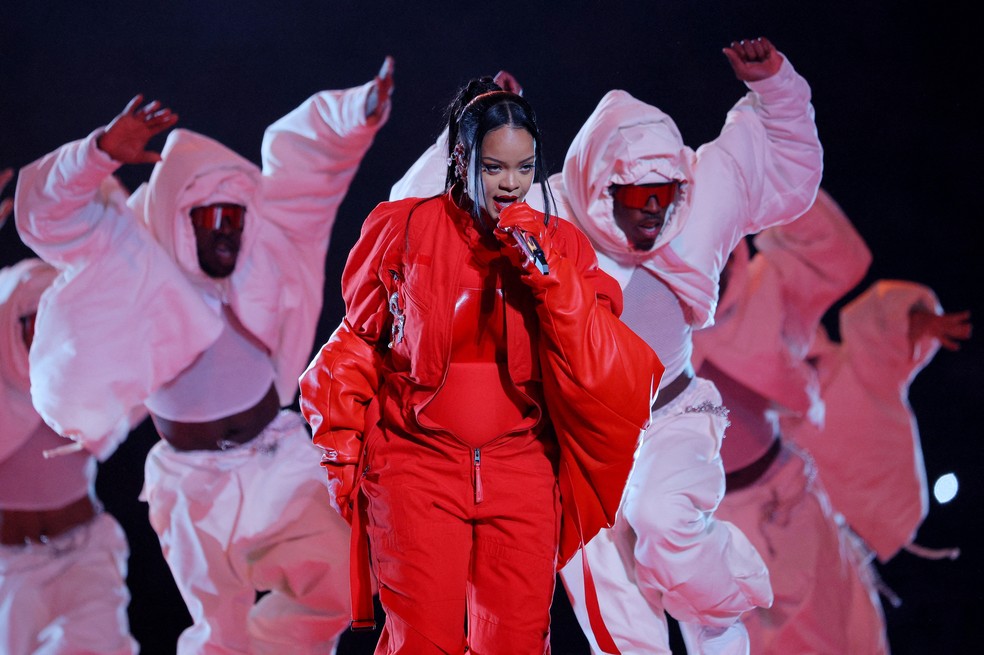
473, 448, 484, 504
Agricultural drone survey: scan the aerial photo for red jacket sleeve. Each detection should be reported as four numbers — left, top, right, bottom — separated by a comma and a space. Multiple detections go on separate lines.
531, 219, 665, 564
298, 203, 398, 465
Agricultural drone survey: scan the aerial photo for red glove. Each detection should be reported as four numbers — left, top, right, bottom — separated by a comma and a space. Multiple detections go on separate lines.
322, 458, 358, 524
494, 202, 552, 276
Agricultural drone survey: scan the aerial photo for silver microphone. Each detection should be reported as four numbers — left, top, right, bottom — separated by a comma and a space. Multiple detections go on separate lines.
512, 229, 549, 275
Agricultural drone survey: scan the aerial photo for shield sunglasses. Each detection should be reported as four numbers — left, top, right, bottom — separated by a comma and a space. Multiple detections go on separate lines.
612, 183, 678, 210
190, 203, 246, 231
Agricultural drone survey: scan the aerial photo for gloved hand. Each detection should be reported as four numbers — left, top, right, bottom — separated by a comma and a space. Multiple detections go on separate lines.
322, 459, 358, 524
494, 202, 552, 276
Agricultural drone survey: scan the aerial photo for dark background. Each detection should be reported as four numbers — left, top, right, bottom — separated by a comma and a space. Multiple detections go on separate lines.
2, 2, 980, 653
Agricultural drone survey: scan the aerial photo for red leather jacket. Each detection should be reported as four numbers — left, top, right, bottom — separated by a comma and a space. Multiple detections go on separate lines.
300, 192, 663, 612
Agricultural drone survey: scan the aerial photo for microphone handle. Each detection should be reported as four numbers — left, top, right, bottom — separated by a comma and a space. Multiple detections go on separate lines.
512, 229, 549, 275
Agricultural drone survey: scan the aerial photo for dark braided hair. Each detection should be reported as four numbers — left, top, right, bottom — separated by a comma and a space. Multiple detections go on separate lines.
449, 88, 553, 231
443, 76, 503, 193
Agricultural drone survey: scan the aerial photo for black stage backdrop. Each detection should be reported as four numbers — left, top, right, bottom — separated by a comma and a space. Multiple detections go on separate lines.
2, 2, 980, 653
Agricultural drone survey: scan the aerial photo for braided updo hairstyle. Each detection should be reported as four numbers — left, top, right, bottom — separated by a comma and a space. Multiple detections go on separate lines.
447, 85, 553, 230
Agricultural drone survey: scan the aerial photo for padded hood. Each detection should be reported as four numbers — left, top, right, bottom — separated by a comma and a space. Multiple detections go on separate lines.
137, 128, 260, 286
562, 90, 695, 264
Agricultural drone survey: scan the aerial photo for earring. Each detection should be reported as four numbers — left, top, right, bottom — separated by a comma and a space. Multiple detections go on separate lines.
453, 145, 467, 181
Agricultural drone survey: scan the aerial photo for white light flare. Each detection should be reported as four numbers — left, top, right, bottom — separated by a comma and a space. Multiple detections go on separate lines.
933, 473, 959, 504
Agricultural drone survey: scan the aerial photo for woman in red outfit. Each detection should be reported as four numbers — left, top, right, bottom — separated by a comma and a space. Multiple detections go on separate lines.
300, 81, 662, 654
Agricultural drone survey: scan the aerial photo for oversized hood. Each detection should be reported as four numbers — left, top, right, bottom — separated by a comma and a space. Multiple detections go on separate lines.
139, 128, 260, 288
561, 90, 696, 265
0, 258, 57, 461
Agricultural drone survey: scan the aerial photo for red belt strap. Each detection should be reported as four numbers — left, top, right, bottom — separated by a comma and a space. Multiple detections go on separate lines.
582, 545, 620, 654
566, 466, 620, 655
349, 490, 376, 631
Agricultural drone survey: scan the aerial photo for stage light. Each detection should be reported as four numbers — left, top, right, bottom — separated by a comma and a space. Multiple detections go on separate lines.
933, 472, 959, 504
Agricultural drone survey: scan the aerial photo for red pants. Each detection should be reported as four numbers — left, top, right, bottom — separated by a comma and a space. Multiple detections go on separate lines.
362, 428, 560, 654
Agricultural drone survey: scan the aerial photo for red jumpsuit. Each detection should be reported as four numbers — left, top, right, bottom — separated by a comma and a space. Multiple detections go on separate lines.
300, 192, 662, 654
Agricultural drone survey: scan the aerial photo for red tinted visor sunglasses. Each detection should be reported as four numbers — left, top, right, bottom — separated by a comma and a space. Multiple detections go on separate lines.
613, 184, 678, 210
190, 204, 246, 231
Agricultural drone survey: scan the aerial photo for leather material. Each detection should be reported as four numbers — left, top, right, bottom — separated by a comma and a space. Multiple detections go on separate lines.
0, 495, 98, 545
299, 319, 382, 524
420, 279, 534, 448
494, 201, 553, 275
299, 192, 664, 629
519, 229, 665, 564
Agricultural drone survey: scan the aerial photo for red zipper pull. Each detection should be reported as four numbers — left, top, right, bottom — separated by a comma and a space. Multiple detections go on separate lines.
473, 448, 484, 504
